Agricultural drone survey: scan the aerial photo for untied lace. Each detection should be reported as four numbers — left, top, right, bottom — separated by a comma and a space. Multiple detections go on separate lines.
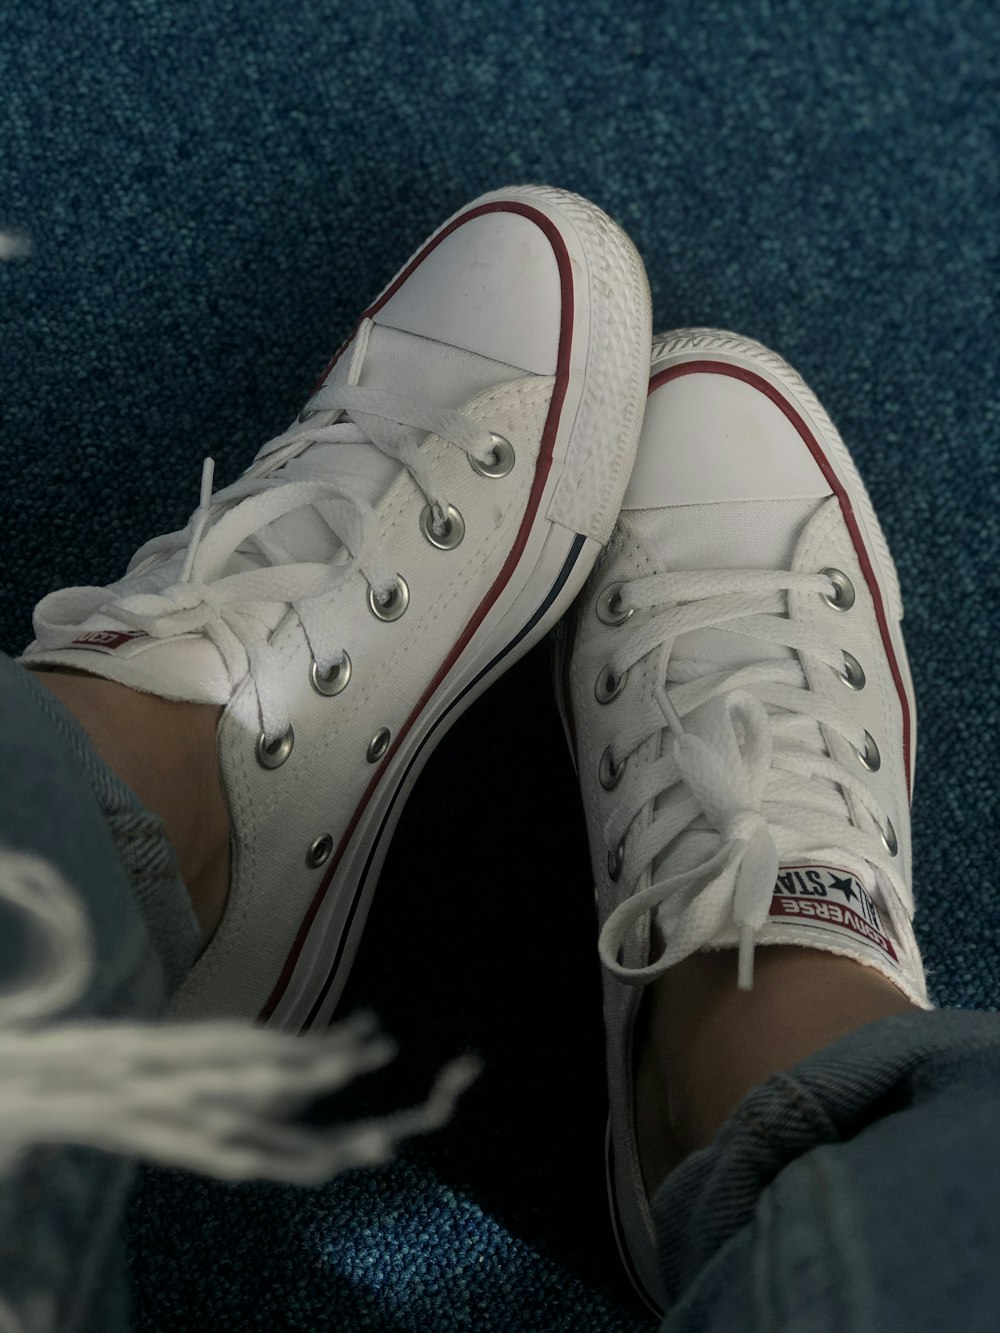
0, 847, 479, 1184
32, 384, 501, 744
596, 569, 912, 990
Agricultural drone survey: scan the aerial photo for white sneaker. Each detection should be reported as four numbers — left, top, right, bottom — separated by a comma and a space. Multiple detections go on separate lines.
555, 328, 929, 1314
19, 186, 652, 1032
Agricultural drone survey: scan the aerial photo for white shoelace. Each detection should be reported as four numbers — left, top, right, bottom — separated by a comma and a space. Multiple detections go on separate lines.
0, 847, 479, 1182
596, 569, 911, 989
32, 384, 501, 743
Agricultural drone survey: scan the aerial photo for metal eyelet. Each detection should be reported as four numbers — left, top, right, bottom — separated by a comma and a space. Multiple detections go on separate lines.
881, 817, 899, 856
368, 574, 409, 622
595, 665, 628, 704
310, 652, 352, 697
837, 650, 866, 690
420, 503, 465, 550
607, 841, 625, 882
599, 745, 625, 790
597, 583, 635, 626
469, 432, 515, 478
297, 404, 318, 424
821, 568, 856, 611
306, 834, 334, 868
256, 725, 294, 770
855, 730, 882, 772
367, 727, 391, 763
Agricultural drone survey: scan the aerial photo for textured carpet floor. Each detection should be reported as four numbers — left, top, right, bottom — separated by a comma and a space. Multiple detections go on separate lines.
1, 1, 998, 1329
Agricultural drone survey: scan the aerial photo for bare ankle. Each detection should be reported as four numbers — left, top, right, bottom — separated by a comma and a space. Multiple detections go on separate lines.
27, 665, 231, 943
635, 945, 919, 1197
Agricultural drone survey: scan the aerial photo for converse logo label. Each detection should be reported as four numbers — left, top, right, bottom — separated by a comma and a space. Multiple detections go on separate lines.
769, 864, 899, 964
70, 629, 150, 653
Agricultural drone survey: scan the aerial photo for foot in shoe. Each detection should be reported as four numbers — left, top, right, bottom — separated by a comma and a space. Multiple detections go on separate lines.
556, 327, 930, 1315
18, 185, 652, 1032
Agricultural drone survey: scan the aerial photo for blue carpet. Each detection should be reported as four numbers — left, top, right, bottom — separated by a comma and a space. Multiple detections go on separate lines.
2, 0, 998, 1328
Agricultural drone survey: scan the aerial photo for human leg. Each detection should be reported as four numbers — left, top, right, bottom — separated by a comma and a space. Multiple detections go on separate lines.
0, 646, 480, 1332
558, 327, 947, 1320
25, 668, 230, 943
19, 186, 653, 1035
0, 651, 199, 1333
649, 1006, 1000, 1331
635, 943, 919, 1192
6, 186, 654, 1329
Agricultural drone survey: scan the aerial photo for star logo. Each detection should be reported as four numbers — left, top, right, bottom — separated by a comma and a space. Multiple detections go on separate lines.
828, 873, 857, 902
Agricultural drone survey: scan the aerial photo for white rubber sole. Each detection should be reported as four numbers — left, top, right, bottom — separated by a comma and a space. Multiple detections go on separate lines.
272, 523, 604, 1031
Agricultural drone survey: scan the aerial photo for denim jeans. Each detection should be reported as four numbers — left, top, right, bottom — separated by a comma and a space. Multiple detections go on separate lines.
651, 1011, 1000, 1331
0, 652, 199, 1333
1, 649, 998, 1333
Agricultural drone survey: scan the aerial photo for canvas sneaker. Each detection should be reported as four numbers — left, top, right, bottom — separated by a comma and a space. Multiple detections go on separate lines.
554, 328, 929, 1314
19, 185, 652, 1033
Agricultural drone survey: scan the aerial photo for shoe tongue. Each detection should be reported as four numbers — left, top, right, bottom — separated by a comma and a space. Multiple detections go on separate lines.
358, 321, 529, 404
627, 497, 825, 672
243, 321, 528, 569
628, 497, 850, 876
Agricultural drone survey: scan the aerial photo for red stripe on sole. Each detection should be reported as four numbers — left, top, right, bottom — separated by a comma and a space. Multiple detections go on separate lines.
260, 200, 576, 1022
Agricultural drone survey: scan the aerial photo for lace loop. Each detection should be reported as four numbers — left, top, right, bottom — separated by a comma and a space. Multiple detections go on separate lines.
596, 568, 907, 992
32, 386, 495, 744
